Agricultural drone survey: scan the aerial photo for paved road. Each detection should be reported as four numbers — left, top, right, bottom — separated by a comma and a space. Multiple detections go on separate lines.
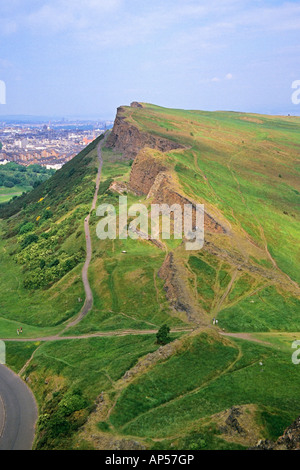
0, 365, 37, 450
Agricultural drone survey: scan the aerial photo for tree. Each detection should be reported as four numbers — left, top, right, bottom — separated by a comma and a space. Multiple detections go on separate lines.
21, 233, 38, 249
19, 222, 34, 235
156, 324, 170, 345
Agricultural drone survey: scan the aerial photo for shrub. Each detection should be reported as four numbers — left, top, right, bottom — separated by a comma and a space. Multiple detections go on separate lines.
156, 324, 171, 345
21, 233, 38, 249
19, 222, 35, 234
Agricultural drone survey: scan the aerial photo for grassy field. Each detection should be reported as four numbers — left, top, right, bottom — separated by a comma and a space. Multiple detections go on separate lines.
0, 185, 31, 203
126, 105, 300, 284
108, 331, 300, 445
0, 163, 54, 203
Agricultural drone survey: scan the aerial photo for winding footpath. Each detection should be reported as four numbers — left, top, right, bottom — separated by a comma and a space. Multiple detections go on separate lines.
64, 139, 104, 329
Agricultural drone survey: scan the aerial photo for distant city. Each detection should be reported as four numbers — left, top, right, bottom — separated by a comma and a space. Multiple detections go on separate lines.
0, 118, 114, 170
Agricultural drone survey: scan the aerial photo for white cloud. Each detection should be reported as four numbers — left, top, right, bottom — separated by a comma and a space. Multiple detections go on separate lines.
225, 73, 233, 80
1, 0, 300, 52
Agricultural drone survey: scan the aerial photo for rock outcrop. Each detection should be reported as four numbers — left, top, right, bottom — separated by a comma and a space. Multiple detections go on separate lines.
158, 252, 207, 324
106, 106, 184, 160
130, 101, 143, 108
222, 407, 246, 435
129, 149, 168, 195
129, 149, 226, 235
251, 416, 300, 450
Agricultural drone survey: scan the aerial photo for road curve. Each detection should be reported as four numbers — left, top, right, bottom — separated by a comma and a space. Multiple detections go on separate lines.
0, 364, 38, 450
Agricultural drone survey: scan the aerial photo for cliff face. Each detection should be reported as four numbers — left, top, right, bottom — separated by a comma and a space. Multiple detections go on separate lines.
129, 149, 226, 235
106, 106, 184, 160
129, 149, 167, 195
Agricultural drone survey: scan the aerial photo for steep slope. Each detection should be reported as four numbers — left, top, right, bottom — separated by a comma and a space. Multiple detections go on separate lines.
104, 102, 300, 328
0, 103, 300, 450
0, 135, 104, 331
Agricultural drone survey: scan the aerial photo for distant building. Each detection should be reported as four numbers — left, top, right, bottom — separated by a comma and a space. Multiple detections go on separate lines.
46, 163, 62, 170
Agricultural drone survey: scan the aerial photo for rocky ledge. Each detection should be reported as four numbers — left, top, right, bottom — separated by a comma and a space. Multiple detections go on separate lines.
106, 106, 184, 160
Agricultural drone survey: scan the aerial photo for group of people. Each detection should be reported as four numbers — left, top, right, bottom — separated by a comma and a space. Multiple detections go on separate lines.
212, 317, 219, 325
17, 327, 23, 335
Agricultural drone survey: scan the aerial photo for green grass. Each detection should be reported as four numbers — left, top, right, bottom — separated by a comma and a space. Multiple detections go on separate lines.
111, 335, 300, 440
109, 331, 238, 430
127, 104, 300, 284
0, 185, 32, 203
0, 225, 85, 333
28, 335, 160, 397
24, 334, 162, 449
218, 286, 300, 332
5, 341, 41, 373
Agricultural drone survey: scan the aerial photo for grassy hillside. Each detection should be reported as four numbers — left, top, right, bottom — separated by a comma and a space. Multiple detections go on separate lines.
0, 104, 299, 450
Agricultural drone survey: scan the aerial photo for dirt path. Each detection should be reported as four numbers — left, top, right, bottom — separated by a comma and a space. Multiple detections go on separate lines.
0, 327, 193, 343
212, 267, 240, 315
220, 331, 271, 345
63, 139, 104, 330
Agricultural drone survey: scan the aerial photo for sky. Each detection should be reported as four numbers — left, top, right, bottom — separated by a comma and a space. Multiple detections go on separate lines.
0, 0, 300, 119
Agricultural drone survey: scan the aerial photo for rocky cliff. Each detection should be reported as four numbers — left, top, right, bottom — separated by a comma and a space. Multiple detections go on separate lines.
106, 106, 184, 160
129, 148, 226, 235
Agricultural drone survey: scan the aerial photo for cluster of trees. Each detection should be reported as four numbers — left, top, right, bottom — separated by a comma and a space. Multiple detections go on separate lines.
16, 210, 85, 289
0, 162, 54, 189
36, 387, 91, 449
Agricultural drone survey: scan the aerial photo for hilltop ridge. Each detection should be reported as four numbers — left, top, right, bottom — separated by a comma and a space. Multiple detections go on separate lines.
0, 103, 299, 450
